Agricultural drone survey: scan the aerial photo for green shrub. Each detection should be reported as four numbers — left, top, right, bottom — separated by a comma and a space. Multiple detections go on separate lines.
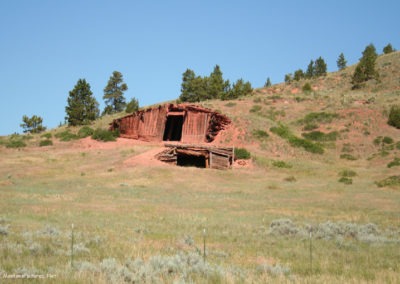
387, 158, 400, 168
338, 177, 353, 185
388, 105, 400, 129
234, 148, 251, 160
299, 112, 339, 125
252, 129, 269, 140
396, 141, 400, 150
284, 176, 297, 182
270, 124, 291, 139
375, 175, 400, 188
41, 133, 52, 139
373, 136, 382, 146
249, 105, 262, 113
270, 124, 324, 154
302, 82, 312, 93
302, 131, 339, 142
78, 126, 94, 138
340, 154, 357, 160
295, 96, 306, 102
92, 128, 119, 142
341, 143, 353, 153
382, 136, 394, 144
339, 169, 357, 178
55, 130, 79, 142
39, 139, 53, 147
268, 95, 282, 100
6, 138, 26, 148
272, 160, 292, 169
288, 136, 324, 154
303, 123, 319, 131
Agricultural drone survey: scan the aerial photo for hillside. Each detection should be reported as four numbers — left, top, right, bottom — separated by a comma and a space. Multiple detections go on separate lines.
0, 52, 399, 283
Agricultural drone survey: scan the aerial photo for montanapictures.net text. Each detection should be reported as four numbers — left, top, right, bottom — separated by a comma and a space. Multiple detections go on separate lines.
2, 273, 56, 279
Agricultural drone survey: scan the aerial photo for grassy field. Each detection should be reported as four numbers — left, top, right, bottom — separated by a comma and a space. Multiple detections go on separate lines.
1, 52, 400, 283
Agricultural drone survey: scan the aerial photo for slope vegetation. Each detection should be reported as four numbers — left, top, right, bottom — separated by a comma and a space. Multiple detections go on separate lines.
0, 52, 399, 283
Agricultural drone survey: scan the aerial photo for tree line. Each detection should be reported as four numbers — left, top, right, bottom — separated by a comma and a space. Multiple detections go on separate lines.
20, 43, 396, 134
178, 65, 253, 102
278, 43, 396, 90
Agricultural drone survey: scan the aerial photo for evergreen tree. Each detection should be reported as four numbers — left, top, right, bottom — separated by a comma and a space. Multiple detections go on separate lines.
314, 56, 327, 77
337, 52, 347, 70
383, 43, 395, 54
227, 79, 253, 99
20, 115, 46, 133
179, 69, 210, 102
179, 69, 197, 102
264, 77, 272, 87
293, 69, 305, 81
305, 60, 315, 78
352, 44, 379, 89
208, 65, 229, 100
192, 76, 209, 101
65, 79, 99, 126
125, 97, 139, 113
284, 73, 293, 84
103, 71, 128, 114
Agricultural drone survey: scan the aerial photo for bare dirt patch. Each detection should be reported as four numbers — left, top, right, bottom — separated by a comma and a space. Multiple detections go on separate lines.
123, 146, 168, 167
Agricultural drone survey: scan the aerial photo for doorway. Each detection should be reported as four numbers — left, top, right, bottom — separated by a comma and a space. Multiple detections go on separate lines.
163, 115, 184, 141
177, 154, 206, 168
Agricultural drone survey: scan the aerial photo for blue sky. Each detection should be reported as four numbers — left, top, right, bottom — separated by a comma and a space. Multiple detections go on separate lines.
0, 0, 399, 135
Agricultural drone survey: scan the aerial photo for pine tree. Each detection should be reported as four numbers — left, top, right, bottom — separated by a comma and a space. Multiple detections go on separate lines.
20, 115, 46, 133
284, 73, 293, 84
264, 77, 272, 87
337, 53, 347, 70
103, 71, 128, 114
383, 43, 395, 54
305, 60, 315, 78
192, 76, 209, 101
125, 97, 139, 113
293, 69, 305, 81
352, 44, 379, 89
179, 69, 210, 102
208, 65, 229, 100
228, 79, 253, 99
314, 57, 327, 77
179, 69, 196, 102
65, 79, 99, 126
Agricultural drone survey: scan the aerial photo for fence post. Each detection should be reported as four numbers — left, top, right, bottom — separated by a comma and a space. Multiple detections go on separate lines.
203, 228, 206, 263
71, 223, 74, 269
309, 231, 313, 274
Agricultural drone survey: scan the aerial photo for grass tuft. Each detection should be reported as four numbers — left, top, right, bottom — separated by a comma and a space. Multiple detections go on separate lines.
55, 130, 79, 142
234, 148, 251, 160
375, 175, 400, 188
298, 112, 339, 125
270, 124, 324, 154
92, 128, 119, 142
78, 126, 95, 138
252, 129, 269, 140
340, 153, 357, 160
272, 160, 292, 168
387, 157, 400, 168
302, 131, 339, 142
39, 139, 53, 147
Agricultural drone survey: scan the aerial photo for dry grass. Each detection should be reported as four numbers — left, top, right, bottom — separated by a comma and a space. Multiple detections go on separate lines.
1, 52, 400, 283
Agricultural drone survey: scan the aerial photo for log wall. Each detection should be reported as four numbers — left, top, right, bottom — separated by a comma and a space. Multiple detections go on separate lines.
111, 104, 230, 143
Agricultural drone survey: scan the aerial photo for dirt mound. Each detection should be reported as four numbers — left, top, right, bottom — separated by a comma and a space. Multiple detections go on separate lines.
123, 147, 168, 167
